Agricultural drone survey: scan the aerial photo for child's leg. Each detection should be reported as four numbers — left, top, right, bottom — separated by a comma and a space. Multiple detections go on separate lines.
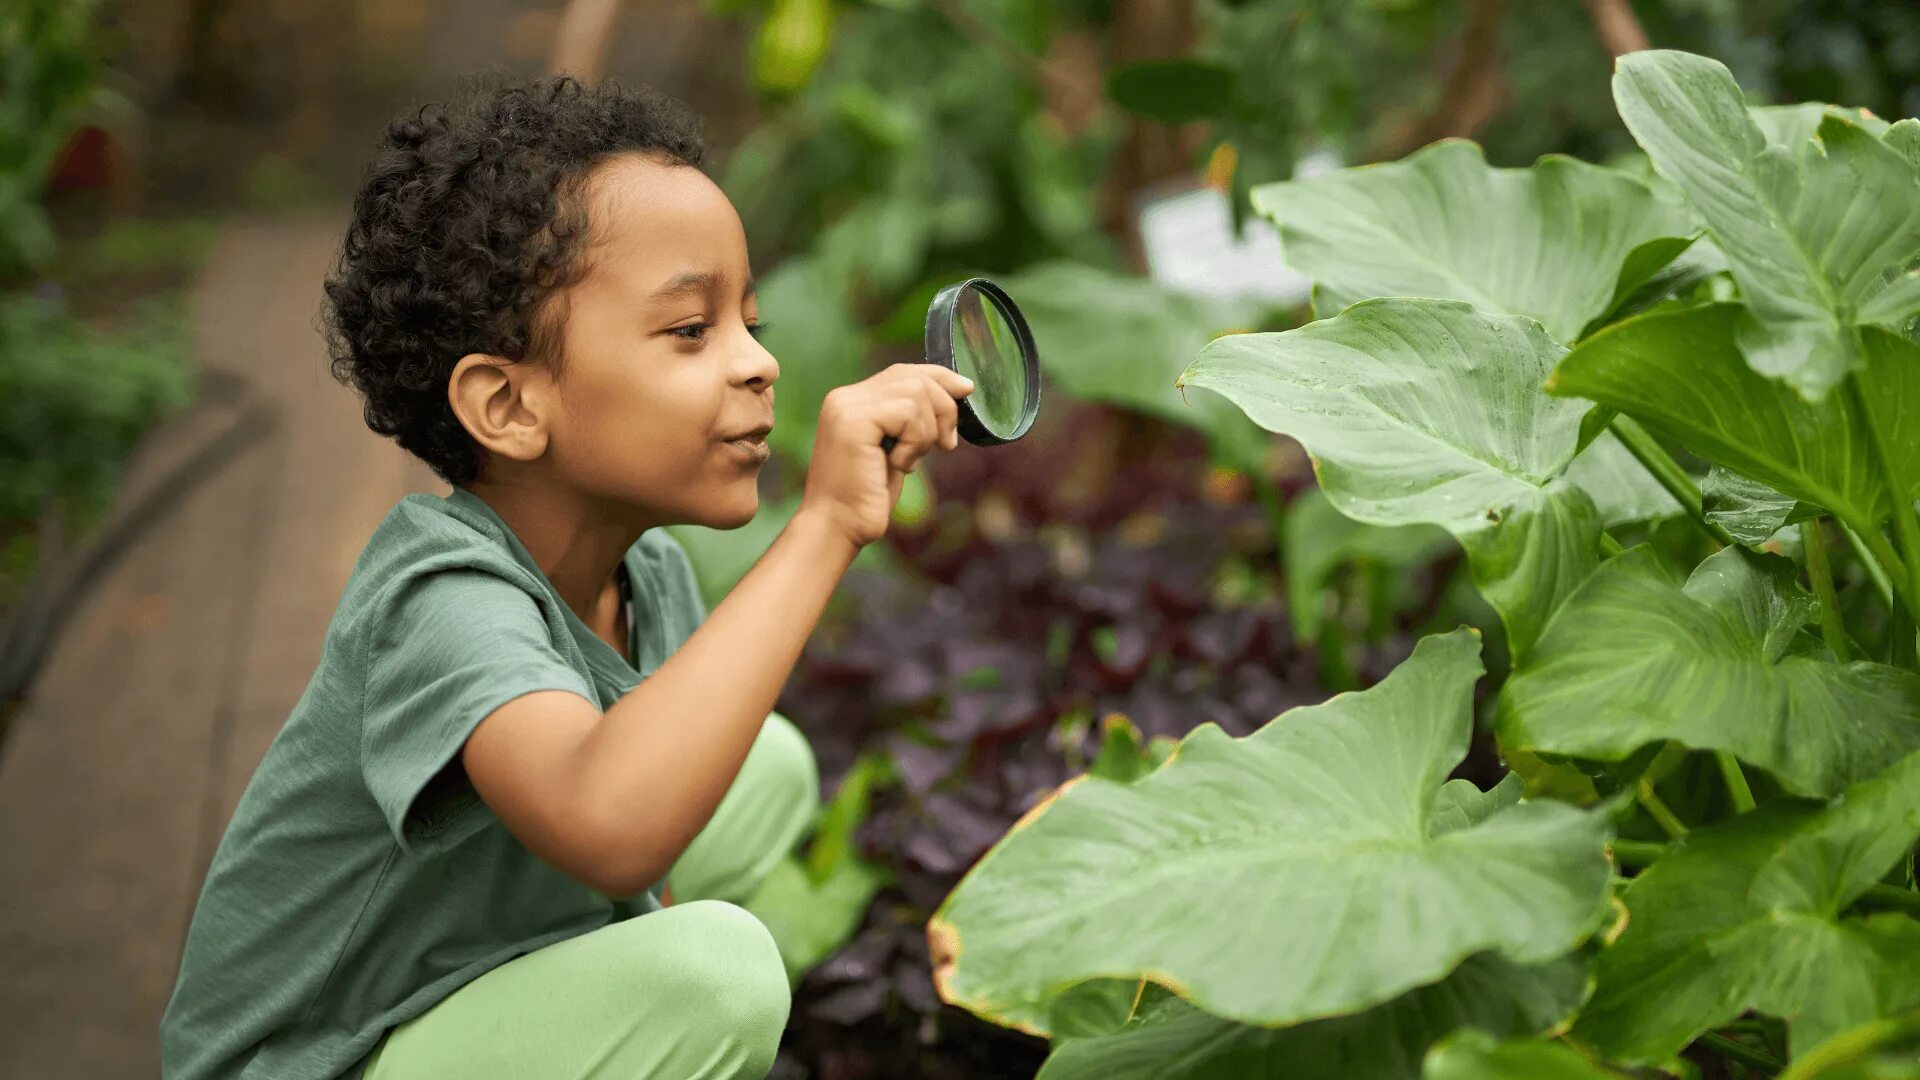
665, 710, 819, 905
359, 899, 787, 1079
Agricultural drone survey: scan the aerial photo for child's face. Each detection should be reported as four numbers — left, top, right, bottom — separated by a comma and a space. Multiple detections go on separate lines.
538, 153, 777, 528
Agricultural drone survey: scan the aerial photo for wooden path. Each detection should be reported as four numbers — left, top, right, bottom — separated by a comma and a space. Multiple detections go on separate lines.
0, 217, 443, 1076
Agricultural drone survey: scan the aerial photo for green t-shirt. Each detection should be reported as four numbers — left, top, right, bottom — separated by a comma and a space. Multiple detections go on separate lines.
160, 488, 709, 1080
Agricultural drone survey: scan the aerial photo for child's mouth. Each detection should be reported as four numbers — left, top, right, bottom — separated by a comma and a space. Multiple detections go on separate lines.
722, 433, 771, 464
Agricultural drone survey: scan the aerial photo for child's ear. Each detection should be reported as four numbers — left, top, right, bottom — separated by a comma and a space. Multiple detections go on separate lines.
449, 353, 551, 465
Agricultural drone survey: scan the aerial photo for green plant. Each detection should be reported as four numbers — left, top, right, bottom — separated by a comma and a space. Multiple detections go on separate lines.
928, 50, 1920, 1077
0, 292, 194, 525
0, 0, 121, 278
742, 752, 890, 986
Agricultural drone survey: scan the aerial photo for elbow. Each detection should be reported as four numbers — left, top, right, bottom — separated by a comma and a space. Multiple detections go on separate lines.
576, 859, 664, 899
576, 843, 670, 898
567, 799, 676, 898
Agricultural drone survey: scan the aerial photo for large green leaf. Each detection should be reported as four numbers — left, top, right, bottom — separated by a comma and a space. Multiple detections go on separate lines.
1887, 119, 1920, 169
1457, 490, 1601, 666
1249, 138, 1694, 344
1573, 749, 1920, 1062
1427, 772, 1525, 837
1613, 50, 1920, 397
1423, 1030, 1626, 1080
1037, 953, 1590, 1080
1182, 298, 1601, 658
1561, 431, 1685, 529
1498, 546, 1920, 797
1702, 465, 1822, 547
928, 630, 1612, 1029
1548, 303, 1920, 532
1750, 102, 1893, 146
1002, 261, 1275, 472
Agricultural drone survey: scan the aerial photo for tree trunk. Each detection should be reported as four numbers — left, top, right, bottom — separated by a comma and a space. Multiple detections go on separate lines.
1098, 0, 1204, 271
1374, 0, 1510, 160
548, 0, 626, 82
1582, 0, 1651, 57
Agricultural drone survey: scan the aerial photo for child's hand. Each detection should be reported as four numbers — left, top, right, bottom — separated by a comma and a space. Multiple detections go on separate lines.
799, 363, 974, 549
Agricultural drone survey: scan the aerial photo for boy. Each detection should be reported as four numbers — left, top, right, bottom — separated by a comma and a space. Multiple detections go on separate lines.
159, 73, 972, 1079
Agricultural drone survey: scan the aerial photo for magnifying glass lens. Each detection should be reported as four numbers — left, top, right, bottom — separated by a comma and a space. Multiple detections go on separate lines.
950, 287, 1026, 440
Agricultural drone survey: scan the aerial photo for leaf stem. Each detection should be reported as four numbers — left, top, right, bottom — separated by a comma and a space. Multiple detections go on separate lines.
1841, 521, 1897, 607
1699, 1030, 1783, 1075
1858, 882, 1920, 917
1637, 781, 1689, 840
1609, 838, 1668, 867
1248, 469, 1288, 549
1844, 372, 1920, 617
1801, 520, 1854, 660
1890, 603, 1917, 670
1716, 752, 1756, 814
1841, 513, 1919, 616
1608, 415, 1737, 548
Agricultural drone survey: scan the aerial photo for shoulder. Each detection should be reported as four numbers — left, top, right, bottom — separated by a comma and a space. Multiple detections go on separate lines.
341, 493, 554, 648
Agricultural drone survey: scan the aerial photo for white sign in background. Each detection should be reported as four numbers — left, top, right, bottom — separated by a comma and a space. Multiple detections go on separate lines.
1136, 149, 1340, 307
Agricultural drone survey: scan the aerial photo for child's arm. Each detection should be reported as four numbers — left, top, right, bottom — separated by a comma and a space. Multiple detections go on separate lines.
460, 363, 973, 896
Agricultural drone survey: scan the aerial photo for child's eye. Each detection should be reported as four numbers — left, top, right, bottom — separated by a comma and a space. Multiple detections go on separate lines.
669, 321, 767, 343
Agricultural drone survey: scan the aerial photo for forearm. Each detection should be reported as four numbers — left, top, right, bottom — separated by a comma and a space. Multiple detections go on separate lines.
570, 507, 856, 885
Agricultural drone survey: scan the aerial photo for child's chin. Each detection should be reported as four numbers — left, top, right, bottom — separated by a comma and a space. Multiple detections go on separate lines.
706, 495, 759, 530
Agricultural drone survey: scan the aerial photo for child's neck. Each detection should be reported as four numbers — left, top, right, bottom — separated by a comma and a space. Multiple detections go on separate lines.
463, 478, 652, 645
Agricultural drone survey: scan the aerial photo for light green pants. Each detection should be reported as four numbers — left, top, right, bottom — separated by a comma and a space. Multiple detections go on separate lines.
358, 712, 819, 1080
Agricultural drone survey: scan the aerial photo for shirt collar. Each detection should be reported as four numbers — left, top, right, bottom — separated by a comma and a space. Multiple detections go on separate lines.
444, 487, 643, 682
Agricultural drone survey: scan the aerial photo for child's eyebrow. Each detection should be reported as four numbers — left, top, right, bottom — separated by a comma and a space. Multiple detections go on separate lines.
649, 271, 757, 303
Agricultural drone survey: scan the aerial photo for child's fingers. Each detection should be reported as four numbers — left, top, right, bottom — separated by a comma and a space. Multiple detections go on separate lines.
874, 397, 939, 472
883, 362, 973, 400
919, 378, 960, 451
935, 366, 974, 398
887, 412, 940, 472
886, 462, 906, 508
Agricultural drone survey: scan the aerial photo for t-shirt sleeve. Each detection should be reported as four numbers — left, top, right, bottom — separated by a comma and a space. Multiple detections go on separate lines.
360, 567, 595, 852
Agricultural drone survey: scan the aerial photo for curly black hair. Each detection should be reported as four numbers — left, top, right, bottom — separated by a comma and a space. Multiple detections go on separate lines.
321, 73, 706, 486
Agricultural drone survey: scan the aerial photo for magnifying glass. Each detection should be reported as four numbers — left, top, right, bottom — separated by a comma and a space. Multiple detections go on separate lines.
880, 277, 1041, 454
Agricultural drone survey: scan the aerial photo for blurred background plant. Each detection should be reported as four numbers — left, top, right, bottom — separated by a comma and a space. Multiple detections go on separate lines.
0, 0, 202, 621
6, 0, 1920, 1076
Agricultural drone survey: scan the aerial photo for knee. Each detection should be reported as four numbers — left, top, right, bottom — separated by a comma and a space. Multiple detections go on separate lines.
761, 711, 820, 826
644, 901, 790, 1059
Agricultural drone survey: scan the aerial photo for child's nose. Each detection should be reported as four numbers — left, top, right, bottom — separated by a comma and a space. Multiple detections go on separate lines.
737, 335, 779, 388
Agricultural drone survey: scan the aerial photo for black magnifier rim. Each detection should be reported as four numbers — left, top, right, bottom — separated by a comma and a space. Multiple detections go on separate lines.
925, 276, 1041, 446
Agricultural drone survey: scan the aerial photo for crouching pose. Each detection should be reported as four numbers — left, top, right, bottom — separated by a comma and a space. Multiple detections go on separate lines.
160, 73, 971, 1080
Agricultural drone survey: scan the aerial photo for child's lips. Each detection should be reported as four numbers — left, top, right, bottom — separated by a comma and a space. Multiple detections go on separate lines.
722, 433, 771, 464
